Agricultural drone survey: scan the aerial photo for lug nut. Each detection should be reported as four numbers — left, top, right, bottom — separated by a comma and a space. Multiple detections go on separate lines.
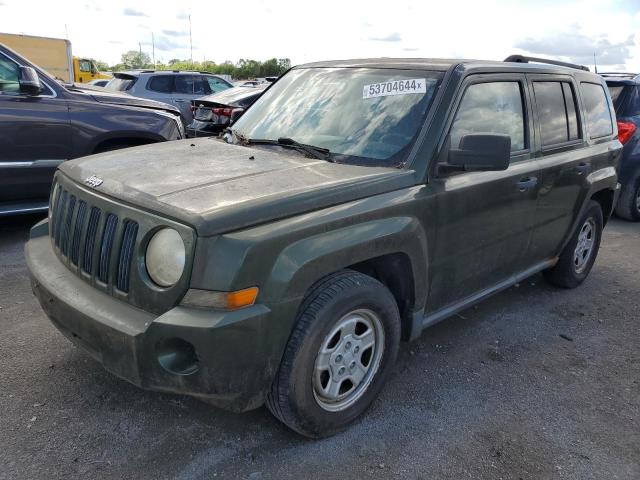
338, 367, 346, 375
354, 346, 360, 354
335, 354, 343, 363
345, 342, 352, 349
350, 361, 356, 369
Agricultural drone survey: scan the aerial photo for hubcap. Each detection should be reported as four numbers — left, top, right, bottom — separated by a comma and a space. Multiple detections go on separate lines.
312, 309, 385, 412
573, 218, 596, 274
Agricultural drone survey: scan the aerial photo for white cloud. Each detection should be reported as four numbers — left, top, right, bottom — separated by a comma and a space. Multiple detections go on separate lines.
0, 0, 638, 71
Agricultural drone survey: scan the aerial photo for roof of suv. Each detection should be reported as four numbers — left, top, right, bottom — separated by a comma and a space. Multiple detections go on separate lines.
296, 57, 600, 77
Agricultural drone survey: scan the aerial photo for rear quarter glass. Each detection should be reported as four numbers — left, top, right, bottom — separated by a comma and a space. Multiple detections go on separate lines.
581, 82, 614, 139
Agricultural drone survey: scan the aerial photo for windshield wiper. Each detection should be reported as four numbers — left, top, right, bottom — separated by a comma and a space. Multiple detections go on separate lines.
247, 137, 333, 161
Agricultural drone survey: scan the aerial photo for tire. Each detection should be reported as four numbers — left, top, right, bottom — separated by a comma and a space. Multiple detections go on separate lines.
543, 200, 603, 289
266, 270, 401, 438
615, 171, 640, 222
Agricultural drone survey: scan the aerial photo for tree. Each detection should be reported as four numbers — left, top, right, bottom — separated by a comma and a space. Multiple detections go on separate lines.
121, 50, 152, 69
278, 58, 291, 71
91, 59, 110, 72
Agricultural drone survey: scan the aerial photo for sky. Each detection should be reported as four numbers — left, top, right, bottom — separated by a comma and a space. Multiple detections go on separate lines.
0, 0, 639, 71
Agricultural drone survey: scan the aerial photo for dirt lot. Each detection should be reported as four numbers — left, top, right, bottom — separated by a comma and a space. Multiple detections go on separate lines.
0, 214, 638, 480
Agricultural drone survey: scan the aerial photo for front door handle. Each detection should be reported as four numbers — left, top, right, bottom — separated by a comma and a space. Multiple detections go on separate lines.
575, 163, 590, 175
516, 177, 538, 192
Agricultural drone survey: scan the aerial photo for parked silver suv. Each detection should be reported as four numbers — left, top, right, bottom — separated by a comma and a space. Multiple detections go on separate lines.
106, 71, 233, 123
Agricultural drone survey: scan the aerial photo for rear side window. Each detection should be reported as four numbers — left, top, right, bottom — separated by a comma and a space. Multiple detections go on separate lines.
175, 75, 209, 95
147, 75, 175, 93
581, 82, 614, 138
533, 81, 580, 147
607, 85, 625, 103
450, 81, 526, 152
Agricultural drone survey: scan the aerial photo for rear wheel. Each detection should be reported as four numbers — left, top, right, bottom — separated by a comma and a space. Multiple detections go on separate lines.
615, 171, 640, 222
266, 270, 400, 438
543, 200, 603, 288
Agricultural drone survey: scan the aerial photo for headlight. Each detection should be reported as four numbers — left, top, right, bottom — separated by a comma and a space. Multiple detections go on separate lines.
145, 228, 186, 287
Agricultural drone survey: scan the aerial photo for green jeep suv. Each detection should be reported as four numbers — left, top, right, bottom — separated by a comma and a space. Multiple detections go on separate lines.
26, 56, 621, 437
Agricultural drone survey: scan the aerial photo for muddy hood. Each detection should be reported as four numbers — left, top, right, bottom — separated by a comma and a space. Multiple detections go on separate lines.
59, 138, 415, 236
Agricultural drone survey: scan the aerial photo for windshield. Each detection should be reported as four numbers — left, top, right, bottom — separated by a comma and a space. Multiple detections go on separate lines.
231, 67, 443, 167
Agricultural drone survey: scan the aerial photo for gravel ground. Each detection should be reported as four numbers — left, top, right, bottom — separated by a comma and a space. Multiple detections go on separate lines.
0, 214, 638, 480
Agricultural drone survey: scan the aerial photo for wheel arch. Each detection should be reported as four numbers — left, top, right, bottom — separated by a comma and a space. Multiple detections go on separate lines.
265, 216, 428, 339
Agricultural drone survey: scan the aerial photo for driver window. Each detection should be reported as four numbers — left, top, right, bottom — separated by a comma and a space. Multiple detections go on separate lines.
79, 60, 93, 72
450, 81, 526, 152
0, 55, 20, 94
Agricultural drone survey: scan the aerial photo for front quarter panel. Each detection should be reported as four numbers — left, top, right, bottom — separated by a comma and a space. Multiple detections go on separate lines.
190, 185, 430, 318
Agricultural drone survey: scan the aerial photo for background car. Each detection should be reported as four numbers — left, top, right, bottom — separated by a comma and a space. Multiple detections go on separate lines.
603, 72, 640, 221
106, 70, 233, 123
0, 43, 183, 216
187, 85, 267, 137
86, 78, 109, 87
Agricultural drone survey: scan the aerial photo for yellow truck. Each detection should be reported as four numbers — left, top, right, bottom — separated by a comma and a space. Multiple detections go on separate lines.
0, 33, 111, 84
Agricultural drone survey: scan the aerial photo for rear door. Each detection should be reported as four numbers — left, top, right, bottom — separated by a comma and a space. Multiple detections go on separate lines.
427, 75, 542, 311
144, 74, 175, 105
173, 75, 210, 122
526, 75, 611, 262
0, 51, 71, 205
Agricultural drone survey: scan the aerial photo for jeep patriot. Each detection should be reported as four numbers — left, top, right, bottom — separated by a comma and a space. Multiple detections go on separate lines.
26, 56, 621, 437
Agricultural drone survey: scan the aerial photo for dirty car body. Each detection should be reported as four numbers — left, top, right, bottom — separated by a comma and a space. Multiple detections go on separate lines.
26, 58, 621, 435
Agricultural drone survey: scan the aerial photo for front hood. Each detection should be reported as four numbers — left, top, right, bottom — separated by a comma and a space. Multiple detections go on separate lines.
69, 86, 180, 115
59, 138, 416, 236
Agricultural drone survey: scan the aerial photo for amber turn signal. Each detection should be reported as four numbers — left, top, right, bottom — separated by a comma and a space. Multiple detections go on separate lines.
180, 287, 259, 310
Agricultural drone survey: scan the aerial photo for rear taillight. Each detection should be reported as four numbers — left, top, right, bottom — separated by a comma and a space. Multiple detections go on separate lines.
212, 107, 234, 116
617, 120, 637, 145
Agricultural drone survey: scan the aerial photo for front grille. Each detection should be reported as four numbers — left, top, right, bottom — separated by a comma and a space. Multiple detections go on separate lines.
50, 182, 138, 294
48, 173, 195, 315
117, 220, 139, 292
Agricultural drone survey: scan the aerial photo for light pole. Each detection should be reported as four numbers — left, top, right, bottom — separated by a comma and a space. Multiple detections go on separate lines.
189, 15, 193, 67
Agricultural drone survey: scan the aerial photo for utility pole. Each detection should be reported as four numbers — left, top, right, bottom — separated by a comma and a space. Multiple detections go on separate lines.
189, 14, 193, 67
152, 33, 155, 68
593, 52, 598, 74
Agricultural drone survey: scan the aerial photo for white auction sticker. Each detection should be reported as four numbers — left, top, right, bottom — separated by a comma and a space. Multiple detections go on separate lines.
363, 79, 427, 99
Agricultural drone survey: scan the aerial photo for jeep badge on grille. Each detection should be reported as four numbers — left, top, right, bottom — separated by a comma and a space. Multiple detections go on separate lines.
85, 175, 103, 188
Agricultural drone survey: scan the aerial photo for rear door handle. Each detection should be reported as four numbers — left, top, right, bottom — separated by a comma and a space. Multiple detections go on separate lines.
516, 177, 538, 192
575, 163, 590, 175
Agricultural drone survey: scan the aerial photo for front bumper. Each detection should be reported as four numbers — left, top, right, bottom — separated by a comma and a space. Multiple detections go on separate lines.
25, 230, 279, 412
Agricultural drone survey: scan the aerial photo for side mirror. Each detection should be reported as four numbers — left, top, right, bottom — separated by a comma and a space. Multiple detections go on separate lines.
229, 108, 245, 124
447, 134, 511, 171
18, 66, 43, 96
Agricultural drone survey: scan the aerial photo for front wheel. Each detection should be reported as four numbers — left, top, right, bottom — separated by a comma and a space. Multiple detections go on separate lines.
543, 200, 603, 288
266, 270, 400, 438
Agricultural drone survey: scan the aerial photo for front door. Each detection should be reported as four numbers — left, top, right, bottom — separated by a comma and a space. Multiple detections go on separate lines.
0, 52, 71, 205
427, 76, 541, 312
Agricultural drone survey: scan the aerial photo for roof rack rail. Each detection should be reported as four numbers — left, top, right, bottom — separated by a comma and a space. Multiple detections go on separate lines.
504, 55, 590, 72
